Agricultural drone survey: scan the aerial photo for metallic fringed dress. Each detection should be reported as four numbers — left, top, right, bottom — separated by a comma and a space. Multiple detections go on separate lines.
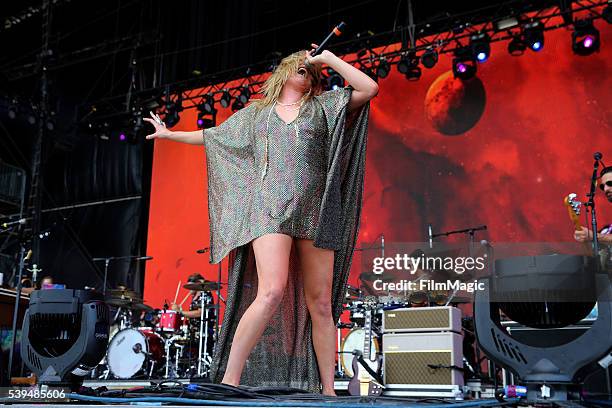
202, 87, 370, 392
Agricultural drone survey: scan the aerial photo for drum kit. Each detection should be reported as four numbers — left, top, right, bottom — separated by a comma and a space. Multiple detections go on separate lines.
94, 280, 222, 380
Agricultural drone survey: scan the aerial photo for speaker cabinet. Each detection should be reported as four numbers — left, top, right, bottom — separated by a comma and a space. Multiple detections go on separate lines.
383, 332, 464, 386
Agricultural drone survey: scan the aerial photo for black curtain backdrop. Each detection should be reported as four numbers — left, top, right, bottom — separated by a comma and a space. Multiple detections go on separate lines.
39, 135, 152, 293
0, 118, 152, 295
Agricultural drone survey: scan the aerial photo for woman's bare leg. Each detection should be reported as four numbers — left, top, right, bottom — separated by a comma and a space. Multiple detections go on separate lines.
221, 233, 293, 385
296, 239, 336, 396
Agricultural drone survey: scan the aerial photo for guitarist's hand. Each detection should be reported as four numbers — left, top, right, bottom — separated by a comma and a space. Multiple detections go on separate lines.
574, 227, 593, 242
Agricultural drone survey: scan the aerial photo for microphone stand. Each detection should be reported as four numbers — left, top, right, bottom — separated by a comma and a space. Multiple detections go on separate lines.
428, 225, 487, 305
586, 152, 602, 274
7, 233, 30, 385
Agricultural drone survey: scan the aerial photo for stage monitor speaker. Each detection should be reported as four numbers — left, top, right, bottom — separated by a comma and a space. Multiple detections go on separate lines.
383, 332, 464, 386
382, 306, 461, 333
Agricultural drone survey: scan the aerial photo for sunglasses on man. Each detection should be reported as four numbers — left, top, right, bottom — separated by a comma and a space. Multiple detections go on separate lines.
599, 180, 612, 191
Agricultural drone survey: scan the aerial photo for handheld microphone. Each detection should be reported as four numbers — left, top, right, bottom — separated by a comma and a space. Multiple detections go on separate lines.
428, 224, 433, 249
310, 21, 347, 57
2, 218, 26, 228
592, 152, 602, 188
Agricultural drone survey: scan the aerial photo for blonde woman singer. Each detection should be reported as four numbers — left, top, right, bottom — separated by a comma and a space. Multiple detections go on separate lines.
145, 44, 377, 395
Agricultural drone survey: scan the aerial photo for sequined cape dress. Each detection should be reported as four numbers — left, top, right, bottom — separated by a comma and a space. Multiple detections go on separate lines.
202, 87, 370, 391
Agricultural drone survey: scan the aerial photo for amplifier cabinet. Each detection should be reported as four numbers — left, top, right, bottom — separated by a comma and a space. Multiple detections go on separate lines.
383, 306, 461, 333
383, 332, 464, 386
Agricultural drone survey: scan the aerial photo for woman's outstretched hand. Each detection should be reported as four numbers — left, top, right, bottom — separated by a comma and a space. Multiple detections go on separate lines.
143, 111, 172, 140
305, 43, 334, 66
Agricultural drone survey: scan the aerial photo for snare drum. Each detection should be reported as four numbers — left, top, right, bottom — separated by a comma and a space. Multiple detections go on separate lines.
159, 310, 181, 332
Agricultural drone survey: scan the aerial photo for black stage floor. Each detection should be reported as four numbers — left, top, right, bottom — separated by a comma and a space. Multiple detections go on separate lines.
0, 378, 518, 408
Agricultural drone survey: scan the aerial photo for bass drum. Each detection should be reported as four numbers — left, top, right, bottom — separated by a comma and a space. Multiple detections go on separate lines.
107, 328, 164, 379
340, 327, 381, 378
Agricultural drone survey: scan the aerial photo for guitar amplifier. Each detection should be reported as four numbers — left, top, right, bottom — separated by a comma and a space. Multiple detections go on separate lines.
382, 306, 461, 333
383, 332, 464, 386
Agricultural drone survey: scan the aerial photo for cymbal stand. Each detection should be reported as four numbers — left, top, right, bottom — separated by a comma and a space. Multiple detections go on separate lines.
92, 255, 153, 295
196, 246, 223, 346
336, 319, 344, 377
197, 293, 212, 376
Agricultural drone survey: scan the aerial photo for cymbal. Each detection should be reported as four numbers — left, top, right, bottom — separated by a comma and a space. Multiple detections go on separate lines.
106, 297, 138, 307
107, 288, 139, 299
105, 294, 148, 309
132, 302, 154, 312
183, 281, 222, 291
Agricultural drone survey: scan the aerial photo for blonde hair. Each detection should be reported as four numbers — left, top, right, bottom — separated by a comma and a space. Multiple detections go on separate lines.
254, 50, 324, 108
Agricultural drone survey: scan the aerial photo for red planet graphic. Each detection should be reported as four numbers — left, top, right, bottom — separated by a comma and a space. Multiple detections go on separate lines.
424, 71, 486, 136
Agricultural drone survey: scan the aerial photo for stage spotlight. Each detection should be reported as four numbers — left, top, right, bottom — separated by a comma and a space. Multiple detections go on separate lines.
397, 55, 409, 74
164, 110, 180, 127
119, 132, 127, 142
452, 47, 477, 79
220, 91, 231, 108
397, 51, 421, 81
603, 4, 612, 24
26, 111, 37, 125
231, 98, 244, 112
197, 101, 216, 129
7, 104, 17, 119
474, 254, 611, 402
421, 47, 438, 69
45, 111, 57, 132
523, 21, 544, 51
327, 69, 344, 90
572, 19, 600, 56
164, 94, 182, 128
376, 58, 390, 78
197, 111, 216, 129
202, 94, 215, 113
238, 86, 251, 104
507, 35, 526, 56
360, 66, 377, 81
20, 290, 109, 389
405, 65, 421, 81
470, 32, 491, 62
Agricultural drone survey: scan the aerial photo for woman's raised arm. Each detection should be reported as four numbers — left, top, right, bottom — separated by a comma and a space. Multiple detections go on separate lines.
143, 111, 205, 145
